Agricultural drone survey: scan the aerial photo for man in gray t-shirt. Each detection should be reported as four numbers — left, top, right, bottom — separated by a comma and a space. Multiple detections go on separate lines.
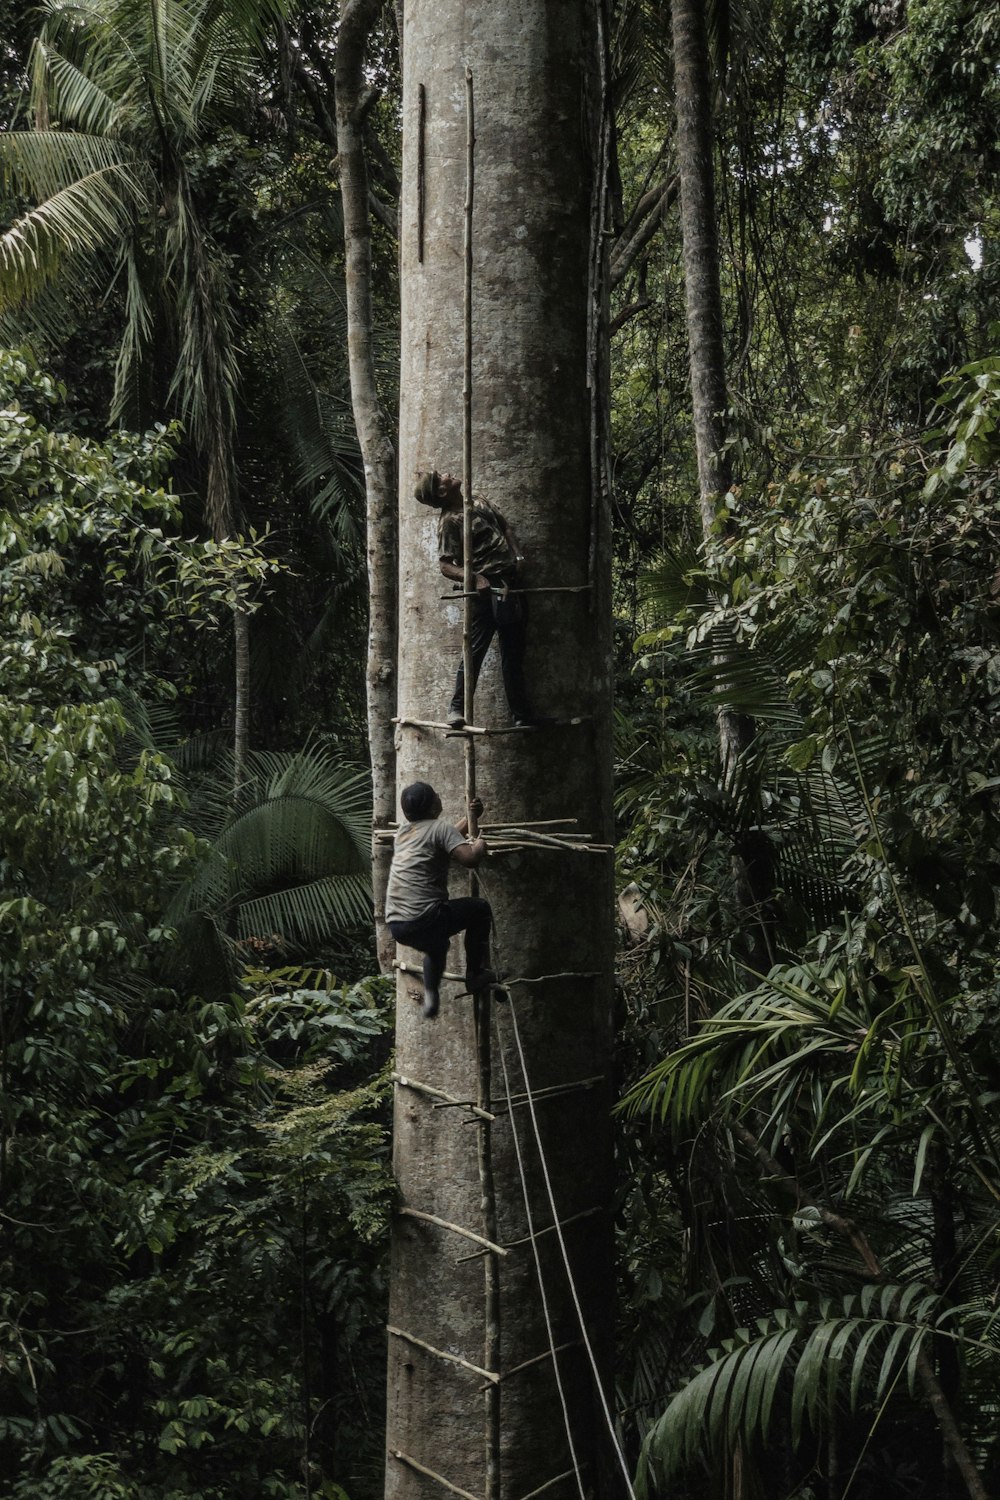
386, 780, 494, 1018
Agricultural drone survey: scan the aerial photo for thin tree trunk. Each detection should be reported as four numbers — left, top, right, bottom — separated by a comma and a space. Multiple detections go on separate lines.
671, 0, 772, 959
175, 163, 249, 784
671, 0, 730, 538
335, 0, 398, 973
387, 2, 619, 1495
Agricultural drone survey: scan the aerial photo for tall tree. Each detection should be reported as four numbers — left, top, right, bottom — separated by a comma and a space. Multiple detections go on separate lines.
670, 0, 772, 960
385, 0, 620, 1495
335, 0, 398, 973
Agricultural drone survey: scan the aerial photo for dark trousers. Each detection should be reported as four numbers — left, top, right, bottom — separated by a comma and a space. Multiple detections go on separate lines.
449, 589, 529, 720
389, 897, 492, 991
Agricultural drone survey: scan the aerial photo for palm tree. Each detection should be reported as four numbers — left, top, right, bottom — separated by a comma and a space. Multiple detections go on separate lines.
165, 745, 374, 994
0, 0, 282, 776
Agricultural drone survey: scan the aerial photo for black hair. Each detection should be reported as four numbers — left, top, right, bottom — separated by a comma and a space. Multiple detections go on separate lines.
401, 781, 438, 821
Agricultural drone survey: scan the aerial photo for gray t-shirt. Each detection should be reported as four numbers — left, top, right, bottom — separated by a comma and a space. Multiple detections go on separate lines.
385, 817, 466, 923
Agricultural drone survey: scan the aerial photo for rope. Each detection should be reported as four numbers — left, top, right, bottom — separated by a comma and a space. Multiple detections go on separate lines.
479, 870, 638, 1500
502, 987, 638, 1500
495, 1003, 588, 1500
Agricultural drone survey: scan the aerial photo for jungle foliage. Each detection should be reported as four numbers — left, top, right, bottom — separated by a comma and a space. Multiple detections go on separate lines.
2, 0, 1000, 1496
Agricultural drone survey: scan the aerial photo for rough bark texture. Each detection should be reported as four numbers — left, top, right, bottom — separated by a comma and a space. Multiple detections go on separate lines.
335, 0, 399, 972
671, 0, 730, 538
387, 2, 617, 1496
671, 0, 775, 962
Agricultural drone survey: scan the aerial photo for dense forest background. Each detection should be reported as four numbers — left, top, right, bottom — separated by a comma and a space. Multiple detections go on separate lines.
2, 0, 1000, 1497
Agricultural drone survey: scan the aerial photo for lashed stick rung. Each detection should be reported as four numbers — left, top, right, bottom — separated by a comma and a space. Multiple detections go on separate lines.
400, 1205, 508, 1256
393, 1072, 496, 1122
393, 716, 589, 735
380, 822, 578, 834
503, 1207, 603, 1249
388, 1325, 499, 1383
515, 1468, 581, 1500
390, 1450, 484, 1500
503, 971, 601, 986
502, 1339, 581, 1379
441, 585, 592, 598
502, 1076, 604, 1107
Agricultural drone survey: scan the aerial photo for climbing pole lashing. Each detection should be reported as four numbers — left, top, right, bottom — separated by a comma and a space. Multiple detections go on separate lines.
400, 1204, 508, 1257
392, 714, 592, 736
392, 1070, 496, 1122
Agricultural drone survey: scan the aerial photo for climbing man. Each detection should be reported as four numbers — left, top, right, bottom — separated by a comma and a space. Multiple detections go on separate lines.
385, 780, 496, 1018
414, 469, 539, 729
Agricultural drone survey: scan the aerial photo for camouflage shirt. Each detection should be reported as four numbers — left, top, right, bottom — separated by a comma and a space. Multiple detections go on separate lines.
438, 501, 518, 581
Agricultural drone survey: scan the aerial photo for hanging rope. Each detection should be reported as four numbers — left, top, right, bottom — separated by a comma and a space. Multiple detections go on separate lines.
495, 1007, 588, 1500
478, 870, 638, 1500
503, 986, 639, 1500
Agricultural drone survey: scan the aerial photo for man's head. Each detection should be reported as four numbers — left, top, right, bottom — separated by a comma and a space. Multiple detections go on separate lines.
414, 470, 463, 511
400, 781, 442, 822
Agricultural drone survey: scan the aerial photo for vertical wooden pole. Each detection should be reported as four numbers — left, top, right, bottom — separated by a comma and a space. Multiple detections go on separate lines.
462, 65, 477, 824
461, 65, 500, 1500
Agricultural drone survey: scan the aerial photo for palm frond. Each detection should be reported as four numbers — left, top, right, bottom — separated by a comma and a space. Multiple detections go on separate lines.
165, 747, 373, 955
637, 1285, 960, 1492
235, 872, 372, 944
0, 129, 135, 201
31, 40, 119, 133
0, 162, 144, 312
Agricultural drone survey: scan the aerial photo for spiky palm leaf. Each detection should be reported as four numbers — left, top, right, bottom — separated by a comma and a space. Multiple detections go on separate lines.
635, 1284, 989, 1494
0, 0, 282, 441
167, 745, 372, 976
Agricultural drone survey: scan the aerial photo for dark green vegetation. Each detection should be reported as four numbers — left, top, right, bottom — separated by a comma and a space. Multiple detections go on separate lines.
2, 0, 999, 1497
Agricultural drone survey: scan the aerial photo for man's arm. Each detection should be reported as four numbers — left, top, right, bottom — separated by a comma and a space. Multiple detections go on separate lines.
451, 797, 486, 866
452, 836, 487, 868
440, 554, 491, 591
500, 518, 525, 572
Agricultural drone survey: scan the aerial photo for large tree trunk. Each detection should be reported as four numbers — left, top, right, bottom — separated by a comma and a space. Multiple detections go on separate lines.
335, 0, 398, 973
386, 2, 619, 1496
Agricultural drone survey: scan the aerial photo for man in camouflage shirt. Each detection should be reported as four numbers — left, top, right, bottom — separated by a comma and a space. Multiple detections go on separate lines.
414, 469, 537, 728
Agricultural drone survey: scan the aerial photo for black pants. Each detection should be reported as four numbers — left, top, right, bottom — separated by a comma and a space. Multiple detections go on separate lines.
449, 588, 529, 720
389, 898, 492, 991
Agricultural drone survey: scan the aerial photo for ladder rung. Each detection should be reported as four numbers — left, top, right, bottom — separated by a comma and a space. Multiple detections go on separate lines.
390, 1449, 484, 1500
394, 959, 465, 982
388, 1325, 499, 1383
515, 1467, 581, 1500
393, 1072, 496, 1122
503, 1207, 603, 1251
501, 1340, 582, 1381
400, 1205, 508, 1256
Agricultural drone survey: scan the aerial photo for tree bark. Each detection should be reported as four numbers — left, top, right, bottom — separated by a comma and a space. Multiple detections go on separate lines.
387, 2, 618, 1496
671, 0, 730, 539
671, 0, 773, 958
335, 0, 399, 973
